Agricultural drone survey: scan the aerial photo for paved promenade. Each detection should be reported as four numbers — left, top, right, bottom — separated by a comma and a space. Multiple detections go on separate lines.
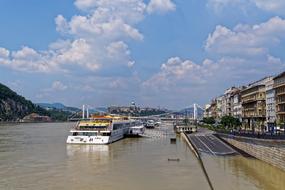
187, 128, 237, 155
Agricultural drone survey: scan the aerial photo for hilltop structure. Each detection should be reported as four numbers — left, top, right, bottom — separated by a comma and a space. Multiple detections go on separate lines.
108, 102, 168, 116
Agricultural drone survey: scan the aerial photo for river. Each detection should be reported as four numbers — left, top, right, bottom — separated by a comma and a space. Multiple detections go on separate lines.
0, 122, 284, 190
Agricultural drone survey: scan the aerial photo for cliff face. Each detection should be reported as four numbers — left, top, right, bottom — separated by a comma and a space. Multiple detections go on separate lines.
0, 83, 45, 121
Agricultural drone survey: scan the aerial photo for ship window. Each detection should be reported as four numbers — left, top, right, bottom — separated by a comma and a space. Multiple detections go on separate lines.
80, 125, 107, 129
113, 124, 123, 130
78, 132, 97, 136
113, 124, 118, 130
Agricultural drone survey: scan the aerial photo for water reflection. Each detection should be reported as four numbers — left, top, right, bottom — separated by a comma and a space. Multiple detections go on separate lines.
66, 144, 110, 156
227, 156, 285, 190
202, 154, 285, 190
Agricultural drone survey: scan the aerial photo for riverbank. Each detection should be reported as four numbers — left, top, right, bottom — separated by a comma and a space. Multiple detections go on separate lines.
0, 121, 74, 124
217, 133, 285, 172
199, 125, 285, 171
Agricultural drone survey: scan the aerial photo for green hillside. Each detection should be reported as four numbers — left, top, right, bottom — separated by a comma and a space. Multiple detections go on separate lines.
0, 83, 71, 122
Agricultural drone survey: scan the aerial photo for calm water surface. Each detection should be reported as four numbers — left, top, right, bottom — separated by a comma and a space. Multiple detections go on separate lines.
0, 122, 284, 190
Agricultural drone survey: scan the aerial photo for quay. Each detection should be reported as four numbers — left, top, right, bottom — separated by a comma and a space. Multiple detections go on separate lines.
184, 128, 237, 156
217, 132, 285, 171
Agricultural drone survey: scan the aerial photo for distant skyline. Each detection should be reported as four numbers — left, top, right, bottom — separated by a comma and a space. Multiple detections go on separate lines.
0, 0, 285, 109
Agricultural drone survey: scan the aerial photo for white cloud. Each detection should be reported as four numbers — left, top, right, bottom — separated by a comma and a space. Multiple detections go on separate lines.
74, 0, 97, 10
0, 47, 59, 73
106, 41, 130, 58
253, 0, 285, 14
52, 81, 68, 91
207, 0, 242, 12
0, 0, 176, 74
205, 17, 285, 57
127, 61, 135, 68
74, 0, 146, 23
143, 57, 211, 91
142, 16, 285, 106
208, 0, 285, 15
147, 0, 176, 13
105, 41, 136, 67
55, 39, 91, 66
267, 54, 282, 65
0, 39, 91, 73
55, 15, 69, 34
142, 16, 285, 107
143, 55, 284, 107
0, 48, 9, 58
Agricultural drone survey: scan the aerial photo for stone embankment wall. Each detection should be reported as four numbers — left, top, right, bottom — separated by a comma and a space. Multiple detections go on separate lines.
217, 133, 285, 171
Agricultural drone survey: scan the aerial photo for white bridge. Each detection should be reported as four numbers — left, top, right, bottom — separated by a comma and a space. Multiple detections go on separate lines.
68, 103, 205, 121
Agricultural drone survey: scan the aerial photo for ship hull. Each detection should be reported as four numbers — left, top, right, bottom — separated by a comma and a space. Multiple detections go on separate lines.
66, 128, 126, 144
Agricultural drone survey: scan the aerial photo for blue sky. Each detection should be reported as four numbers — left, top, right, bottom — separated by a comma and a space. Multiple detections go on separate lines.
0, 0, 285, 109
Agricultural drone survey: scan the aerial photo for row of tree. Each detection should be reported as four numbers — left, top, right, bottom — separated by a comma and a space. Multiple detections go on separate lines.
202, 115, 241, 130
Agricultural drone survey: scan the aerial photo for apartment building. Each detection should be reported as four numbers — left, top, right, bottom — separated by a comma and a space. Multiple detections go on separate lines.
232, 89, 242, 121
223, 87, 241, 118
274, 72, 285, 125
216, 95, 224, 118
204, 104, 211, 118
241, 77, 271, 131
209, 99, 217, 118
265, 77, 276, 131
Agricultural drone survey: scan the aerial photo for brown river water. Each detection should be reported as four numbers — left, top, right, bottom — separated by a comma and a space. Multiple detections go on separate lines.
0, 122, 284, 190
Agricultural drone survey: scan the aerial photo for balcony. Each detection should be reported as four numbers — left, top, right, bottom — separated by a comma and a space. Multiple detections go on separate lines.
242, 99, 256, 104
242, 114, 266, 118
242, 97, 265, 104
274, 82, 285, 89
276, 91, 285, 96
243, 108, 255, 112
276, 101, 285, 105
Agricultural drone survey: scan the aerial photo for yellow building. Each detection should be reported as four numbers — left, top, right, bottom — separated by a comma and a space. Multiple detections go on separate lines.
241, 78, 269, 132
274, 72, 285, 124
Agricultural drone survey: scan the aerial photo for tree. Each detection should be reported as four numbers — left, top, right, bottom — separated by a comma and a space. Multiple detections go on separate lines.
221, 116, 241, 130
202, 117, 215, 125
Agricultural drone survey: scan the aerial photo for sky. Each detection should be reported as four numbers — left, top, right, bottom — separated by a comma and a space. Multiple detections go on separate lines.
0, 0, 285, 110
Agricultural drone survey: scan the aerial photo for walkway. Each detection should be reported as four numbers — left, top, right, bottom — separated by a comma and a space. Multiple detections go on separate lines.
187, 128, 237, 156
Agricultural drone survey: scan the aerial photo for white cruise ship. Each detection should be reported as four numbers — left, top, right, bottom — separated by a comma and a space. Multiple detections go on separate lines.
66, 116, 144, 144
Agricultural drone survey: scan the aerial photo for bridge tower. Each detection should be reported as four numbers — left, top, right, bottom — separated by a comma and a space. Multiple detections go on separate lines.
193, 103, 198, 121
82, 105, 85, 119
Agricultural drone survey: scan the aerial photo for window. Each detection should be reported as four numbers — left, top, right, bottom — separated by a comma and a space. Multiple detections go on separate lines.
113, 123, 123, 130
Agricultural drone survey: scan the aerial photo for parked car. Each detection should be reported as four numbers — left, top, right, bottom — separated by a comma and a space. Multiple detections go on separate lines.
154, 120, 161, 127
146, 120, 155, 128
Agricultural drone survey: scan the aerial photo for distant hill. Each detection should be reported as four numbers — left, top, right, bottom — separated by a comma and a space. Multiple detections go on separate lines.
89, 107, 107, 113
177, 106, 204, 118
36, 103, 81, 113
0, 83, 47, 121
37, 103, 65, 109
0, 83, 78, 122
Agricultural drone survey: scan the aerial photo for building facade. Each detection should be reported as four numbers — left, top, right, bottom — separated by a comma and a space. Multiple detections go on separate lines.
274, 72, 285, 125
241, 77, 271, 131
223, 87, 241, 119
216, 95, 224, 119
232, 90, 242, 121
209, 99, 217, 118
204, 104, 211, 118
265, 77, 276, 131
